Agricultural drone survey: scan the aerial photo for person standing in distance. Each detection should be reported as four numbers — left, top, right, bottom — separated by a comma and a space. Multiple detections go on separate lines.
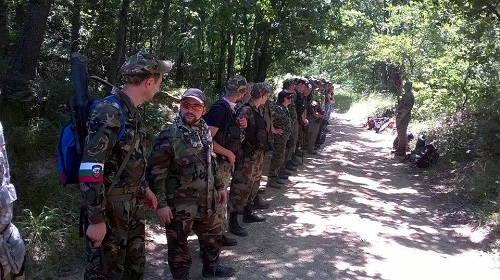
395, 81, 415, 156
80, 51, 167, 279
146, 89, 235, 279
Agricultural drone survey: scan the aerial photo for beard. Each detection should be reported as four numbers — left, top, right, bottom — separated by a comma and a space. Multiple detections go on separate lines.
181, 113, 200, 125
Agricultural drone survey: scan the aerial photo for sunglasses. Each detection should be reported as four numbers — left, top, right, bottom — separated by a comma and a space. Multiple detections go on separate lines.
180, 102, 204, 112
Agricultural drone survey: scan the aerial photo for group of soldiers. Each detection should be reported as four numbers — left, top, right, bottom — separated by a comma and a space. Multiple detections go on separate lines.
77, 51, 335, 279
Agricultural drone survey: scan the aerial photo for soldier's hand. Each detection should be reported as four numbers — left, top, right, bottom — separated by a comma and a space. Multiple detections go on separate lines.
86, 222, 106, 247
237, 117, 247, 129
272, 127, 284, 135
303, 119, 309, 126
217, 189, 228, 205
226, 151, 236, 167
144, 187, 158, 210
156, 206, 174, 224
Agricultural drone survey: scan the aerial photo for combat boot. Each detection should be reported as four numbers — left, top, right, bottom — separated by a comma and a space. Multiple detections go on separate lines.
292, 155, 303, 165
295, 150, 304, 157
221, 234, 237, 247
242, 205, 266, 223
285, 161, 298, 172
252, 194, 270, 209
228, 212, 247, 237
202, 264, 236, 278
281, 168, 292, 176
266, 177, 285, 189
278, 172, 289, 180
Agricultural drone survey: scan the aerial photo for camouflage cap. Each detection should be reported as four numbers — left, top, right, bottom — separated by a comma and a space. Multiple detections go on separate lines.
296, 77, 309, 85
224, 75, 248, 96
282, 78, 296, 89
120, 51, 172, 76
277, 90, 293, 102
181, 88, 205, 105
250, 82, 271, 98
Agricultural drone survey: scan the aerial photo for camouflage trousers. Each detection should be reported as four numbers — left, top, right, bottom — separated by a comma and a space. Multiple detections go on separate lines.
165, 211, 222, 279
396, 112, 411, 150
227, 150, 264, 212
307, 118, 321, 152
268, 140, 287, 178
286, 120, 299, 161
216, 159, 232, 232
85, 198, 145, 280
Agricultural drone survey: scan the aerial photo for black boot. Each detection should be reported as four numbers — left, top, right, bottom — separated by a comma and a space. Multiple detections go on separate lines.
202, 264, 236, 278
252, 194, 270, 210
221, 234, 238, 246
242, 206, 266, 223
228, 212, 247, 236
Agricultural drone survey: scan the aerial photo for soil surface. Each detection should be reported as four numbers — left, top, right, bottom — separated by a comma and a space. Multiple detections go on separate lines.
67, 113, 500, 279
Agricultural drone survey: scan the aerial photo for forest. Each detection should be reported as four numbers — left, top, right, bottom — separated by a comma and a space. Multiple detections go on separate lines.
0, 0, 498, 278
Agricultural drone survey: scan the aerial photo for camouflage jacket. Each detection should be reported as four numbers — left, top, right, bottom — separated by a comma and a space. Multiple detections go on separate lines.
0, 122, 14, 234
79, 91, 147, 224
397, 91, 415, 118
146, 124, 224, 218
271, 103, 291, 143
286, 91, 298, 124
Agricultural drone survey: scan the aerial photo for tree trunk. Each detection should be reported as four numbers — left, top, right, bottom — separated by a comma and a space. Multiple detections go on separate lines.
70, 0, 81, 53
216, 32, 227, 87
0, 0, 8, 57
253, 21, 271, 82
159, 0, 171, 54
3, 0, 53, 98
226, 31, 237, 79
108, 0, 130, 85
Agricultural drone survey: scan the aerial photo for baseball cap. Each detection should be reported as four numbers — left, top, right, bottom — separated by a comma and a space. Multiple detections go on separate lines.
224, 75, 248, 96
120, 51, 173, 76
181, 88, 205, 105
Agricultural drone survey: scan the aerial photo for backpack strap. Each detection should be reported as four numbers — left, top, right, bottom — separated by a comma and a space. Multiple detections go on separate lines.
102, 94, 138, 198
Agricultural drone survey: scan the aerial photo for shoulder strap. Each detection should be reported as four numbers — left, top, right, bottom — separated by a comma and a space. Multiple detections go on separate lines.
103, 95, 126, 140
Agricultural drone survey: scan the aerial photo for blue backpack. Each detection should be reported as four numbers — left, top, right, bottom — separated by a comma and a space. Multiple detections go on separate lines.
56, 95, 126, 185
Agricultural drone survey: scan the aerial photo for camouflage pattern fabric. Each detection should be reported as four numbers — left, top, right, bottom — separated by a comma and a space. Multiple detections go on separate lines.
165, 212, 222, 279
268, 103, 291, 177
228, 102, 267, 212
79, 91, 148, 279
120, 51, 172, 76
216, 160, 232, 232
306, 103, 322, 152
396, 88, 415, 150
84, 199, 145, 280
146, 122, 223, 217
228, 150, 264, 212
286, 92, 299, 160
262, 99, 274, 143
224, 75, 248, 96
0, 122, 26, 278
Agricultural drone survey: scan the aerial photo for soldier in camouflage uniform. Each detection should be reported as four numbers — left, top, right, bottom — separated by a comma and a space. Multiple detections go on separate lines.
266, 91, 293, 189
0, 122, 26, 280
295, 78, 310, 158
146, 89, 235, 279
79, 51, 168, 279
395, 81, 415, 156
227, 83, 270, 237
282, 79, 300, 172
204, 76, 248, 246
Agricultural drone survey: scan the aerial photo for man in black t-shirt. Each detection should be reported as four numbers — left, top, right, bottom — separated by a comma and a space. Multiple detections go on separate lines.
204, 75, 248, 244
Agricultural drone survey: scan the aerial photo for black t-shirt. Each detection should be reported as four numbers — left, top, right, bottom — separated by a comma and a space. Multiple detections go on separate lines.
204, 102, 230, 129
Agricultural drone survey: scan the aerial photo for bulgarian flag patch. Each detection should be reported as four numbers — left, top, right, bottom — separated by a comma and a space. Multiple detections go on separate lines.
79, 162, 104, 183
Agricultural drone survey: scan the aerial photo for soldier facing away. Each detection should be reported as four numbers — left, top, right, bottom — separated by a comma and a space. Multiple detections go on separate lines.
79, 51, 165, 279
146, 89, 235, 279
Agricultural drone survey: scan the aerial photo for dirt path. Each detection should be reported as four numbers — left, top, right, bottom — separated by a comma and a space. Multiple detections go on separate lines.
143, 113, 500, 280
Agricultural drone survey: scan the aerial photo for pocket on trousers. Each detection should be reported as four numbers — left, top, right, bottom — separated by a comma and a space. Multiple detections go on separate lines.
1, 223, 26, 274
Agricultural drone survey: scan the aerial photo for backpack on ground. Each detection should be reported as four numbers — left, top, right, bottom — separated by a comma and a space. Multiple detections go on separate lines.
409, 144, 439, 168
57, 95, 126, 185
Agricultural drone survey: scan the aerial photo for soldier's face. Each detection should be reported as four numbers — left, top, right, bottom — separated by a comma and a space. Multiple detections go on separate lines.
145, 75, 163, 101
180, 97, 205, 125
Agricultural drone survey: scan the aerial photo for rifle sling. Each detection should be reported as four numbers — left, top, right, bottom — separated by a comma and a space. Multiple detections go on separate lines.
106, 113, 138, 199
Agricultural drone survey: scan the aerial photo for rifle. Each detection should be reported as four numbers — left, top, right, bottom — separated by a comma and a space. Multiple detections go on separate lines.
69, 52, 91, 156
